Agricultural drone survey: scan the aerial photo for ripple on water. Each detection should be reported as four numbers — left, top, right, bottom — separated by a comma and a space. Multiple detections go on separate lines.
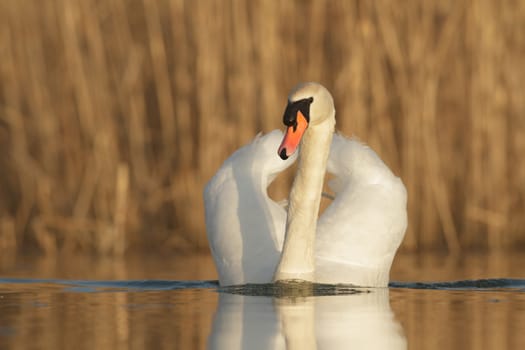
0, 277, 524, 294
219, 281, 368, 297
390, 278, 525, 291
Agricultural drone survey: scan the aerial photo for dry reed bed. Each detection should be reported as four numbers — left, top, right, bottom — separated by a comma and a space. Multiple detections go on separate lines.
0, 0, 524, 255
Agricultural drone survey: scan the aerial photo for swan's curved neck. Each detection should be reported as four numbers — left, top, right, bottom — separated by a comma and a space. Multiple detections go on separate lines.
274, 115, 335, 282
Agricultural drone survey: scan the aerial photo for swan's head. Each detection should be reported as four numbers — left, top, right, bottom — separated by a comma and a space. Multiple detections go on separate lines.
278, 82, 335, 160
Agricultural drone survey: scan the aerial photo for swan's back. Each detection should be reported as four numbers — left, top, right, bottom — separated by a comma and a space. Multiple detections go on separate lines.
315, 134, 407, 286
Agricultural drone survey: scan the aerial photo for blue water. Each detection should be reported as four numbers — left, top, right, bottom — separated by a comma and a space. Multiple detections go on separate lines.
0, 277, 219, 292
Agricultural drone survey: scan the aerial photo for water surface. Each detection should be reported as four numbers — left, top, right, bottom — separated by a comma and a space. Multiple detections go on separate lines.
0, 252, 524, 349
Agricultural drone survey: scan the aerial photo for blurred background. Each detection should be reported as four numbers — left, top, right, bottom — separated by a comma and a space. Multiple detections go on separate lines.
1, 0, 524, 258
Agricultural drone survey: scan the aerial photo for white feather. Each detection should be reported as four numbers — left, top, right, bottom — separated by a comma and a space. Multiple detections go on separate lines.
204, 83, 407, 287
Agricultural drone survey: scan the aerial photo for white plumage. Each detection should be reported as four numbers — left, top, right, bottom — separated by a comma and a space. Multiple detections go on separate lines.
204, 83, 407, 287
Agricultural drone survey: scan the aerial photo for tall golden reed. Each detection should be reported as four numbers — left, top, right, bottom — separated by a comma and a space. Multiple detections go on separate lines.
0, 0, 524, 255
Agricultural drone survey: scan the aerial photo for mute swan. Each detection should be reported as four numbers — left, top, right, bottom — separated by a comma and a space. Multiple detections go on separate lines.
204, 82, 407, 287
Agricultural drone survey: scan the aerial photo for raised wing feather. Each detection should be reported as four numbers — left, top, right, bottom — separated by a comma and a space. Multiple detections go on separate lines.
204, 131, 296, 285
315, 134, 407, 286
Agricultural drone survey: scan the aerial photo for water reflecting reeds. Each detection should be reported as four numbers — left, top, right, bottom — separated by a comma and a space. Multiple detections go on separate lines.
0, 252, 524, 349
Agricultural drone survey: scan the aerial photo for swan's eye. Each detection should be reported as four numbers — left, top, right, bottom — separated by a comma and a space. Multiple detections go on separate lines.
282, 97, 314, 127
297, 97, 314, 121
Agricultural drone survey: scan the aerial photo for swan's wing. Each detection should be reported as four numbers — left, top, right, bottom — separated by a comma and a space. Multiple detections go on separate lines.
204, 130, 296, 285
315, 134, 407, 286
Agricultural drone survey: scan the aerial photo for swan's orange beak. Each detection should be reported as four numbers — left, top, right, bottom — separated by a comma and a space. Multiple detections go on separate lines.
278, 110, 309, 160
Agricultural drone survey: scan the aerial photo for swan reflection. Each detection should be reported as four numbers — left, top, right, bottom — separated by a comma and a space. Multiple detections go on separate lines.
208, 288, 406, 350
